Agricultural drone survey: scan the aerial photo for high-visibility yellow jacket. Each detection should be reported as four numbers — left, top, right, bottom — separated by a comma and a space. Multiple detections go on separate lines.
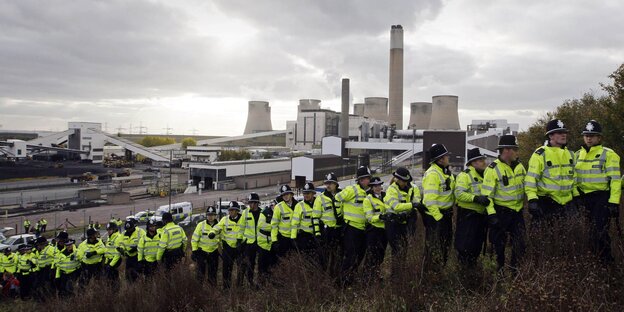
238, 208, 262, 244
575, 145, 622, 204
77, 239, 105, 265
257, 208, 274, 251
364, 192, 386, 229
336, 184, 369, 230
104, 231, 122, 267
423, 163, 456, 221
119, 228, 145, 257
16, 252, 36, 275
35, 244, 55, 269
0, 252, 17, 273
54, 250, 80, 278
312, 189, 343, 228
526, 145, 578, 205
157, 222, 187, 260
138, 232, 161, 262
191, 220, 219, 253
454, 166, 486, 213
271, 200, 297, 241
211, 216, 241, 249
482, 158, 526, 214
384, 182, 420, 218
291, 199, 320, 239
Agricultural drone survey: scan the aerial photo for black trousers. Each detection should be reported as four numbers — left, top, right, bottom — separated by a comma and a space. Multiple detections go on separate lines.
142, 261, 158, 277
533, 196, 568, 225
340, 224, 367, 286
320, 226, 343, 275
16, 273, 32, 299
295, 232, 318, 254
386, 221, 408, 277
582, 191, 613, 262
196, 249, 219, 285
489, 206, 526, 270
455, 207, 487, 267
163, 247, 184, 270
258, 247, 276, 284
275, 234, 293, 259
57, 270, 80, 297
239, 243, 258, 286
222, 244, 239, 289
364, 226, 387, 281
422, 209, 453, 266
33, 266, 54, 301
125, 256, 139, 281
80, 262, 102, 285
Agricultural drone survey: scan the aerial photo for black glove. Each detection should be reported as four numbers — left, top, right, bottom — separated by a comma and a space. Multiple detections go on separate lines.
116, 247, 124, 254
136, 261, 144, 271
70, 254, 76, 261
208, 232, 216, 239
129, 246, 138, 253
473, 195, 491, 206
28, 259, 37, 267
608, 203, 620, 218
191, 250, 198, 262
237, 239, 243, 247
85, 251, 94, 258
487, 214, 499, 227
379, 213, 389, 221
528, 200, 543, 218
411, 202, 421, 209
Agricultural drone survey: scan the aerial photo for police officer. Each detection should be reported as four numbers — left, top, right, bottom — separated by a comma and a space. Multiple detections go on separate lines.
482, 135, 527, 273
454, 148, 490, 269
138, 219, 161, 276
54, 239, 80, 297
422, 144, 456, 266
312, 172, 343, 275
209, 201, 242, 289
336, 166, 371, 286
363, 176, 387, 282
575, 120, 621, 263
23, 219, 31, 234
0, 247, 17, 275
291, 182, 321, 255
257, 200, 276, 284
120, 219, 144, 281
16, 244, 36, 299
383, 167, 421, 278
271, 185, 298, 258
191, 206, 220, 283
33, 236, 55, 299
526, 119, 577, 223
238, 193, 262, 287
103, 222, 122, 281
77, 228, 105, 284
157, 212, 187, 270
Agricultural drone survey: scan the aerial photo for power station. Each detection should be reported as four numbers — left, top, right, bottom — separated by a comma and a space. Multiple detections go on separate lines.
243, 101, 273, 134
388, 25, 404, 129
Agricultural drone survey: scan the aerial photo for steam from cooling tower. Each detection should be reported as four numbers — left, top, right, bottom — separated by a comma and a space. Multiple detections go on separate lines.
353, 103, 365, 116
244, 101, 273, 134
298, 99, 321, 112
364, 97, 389, 122
388, 25, 404, 129
408, 102, 432, 130
429, 95, 461, 130
340, 78, 350, 139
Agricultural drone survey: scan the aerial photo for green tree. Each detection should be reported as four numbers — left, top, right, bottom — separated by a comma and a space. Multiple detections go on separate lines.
518, 64, 624, 165
217, 149, 251, 161
138, 136, 176, 147
181, 137, 197, 150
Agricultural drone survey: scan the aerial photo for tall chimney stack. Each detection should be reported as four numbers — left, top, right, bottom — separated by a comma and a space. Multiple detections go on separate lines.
388, 25, 404, 129
340, 78, 350, 139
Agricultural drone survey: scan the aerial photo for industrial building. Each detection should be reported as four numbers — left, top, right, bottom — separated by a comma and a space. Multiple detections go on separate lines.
188, 158, 291, 190
243, 101, 273, 134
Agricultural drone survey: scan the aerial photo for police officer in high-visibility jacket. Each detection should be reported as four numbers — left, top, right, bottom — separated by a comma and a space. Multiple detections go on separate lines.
362, 177, 387, 282
0, 247, 17, 275
76, 228, 105, 284
575, 120, 621, 263
482, 135, 527, 272
422, 144, 456, 266
33, 236, 55, 299
454, 148, 490, 268
383, 167, 421, 277
312, 172, 343, 274
103, 222, 122, 281
157, 212, 187, 270
191, 206, 220, 283
138, 219, 161, 276
257, 202, 275, 284
120, 219, 145, 281
16, 244, 36, 299
271, 185, 298, 258
54, 239, 80, 297
336, 166, 371, 286
291, 182, 321, 254
526, 119, 578, 222
238, 193, 263, 287
208, 201, 242, 289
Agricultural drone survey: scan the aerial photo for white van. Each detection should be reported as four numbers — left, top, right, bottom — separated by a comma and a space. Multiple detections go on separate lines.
153, 201, 193, 223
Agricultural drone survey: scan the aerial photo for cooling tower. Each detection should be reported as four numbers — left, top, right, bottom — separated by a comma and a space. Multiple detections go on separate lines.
364, 97, 389, 122
429, 95, 461, 130
353, 103, 365, 116
408, 102, 432, 130
243, 101, 273, 134
298, 99, 321, 111
340, 78, 350, 139
388, 25, 404, 129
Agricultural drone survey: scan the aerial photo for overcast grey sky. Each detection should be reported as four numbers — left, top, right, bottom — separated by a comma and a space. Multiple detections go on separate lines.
1, 0, 622, 135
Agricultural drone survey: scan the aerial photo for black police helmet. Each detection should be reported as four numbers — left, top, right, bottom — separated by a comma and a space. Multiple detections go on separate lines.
302, 182, 316, 193
393, 167, 412, 182
324, 172, 338, 184
429, 144, 449, 163
247, 193, 260, 203
582, 120, 602, 135
497, 135, 518, 149
279, 184, 294, 196
162, 212, 174, 222
356, 166, 372, 180
466, 148, 486, 165
206, 206, 217, 215
369, 176, 384, 186
545, 119, 568, 135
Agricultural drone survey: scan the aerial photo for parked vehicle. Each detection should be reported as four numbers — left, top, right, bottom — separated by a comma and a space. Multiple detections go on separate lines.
0, 234, 36, 251
178, 213, 206, 228
152, 201, 193, 223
